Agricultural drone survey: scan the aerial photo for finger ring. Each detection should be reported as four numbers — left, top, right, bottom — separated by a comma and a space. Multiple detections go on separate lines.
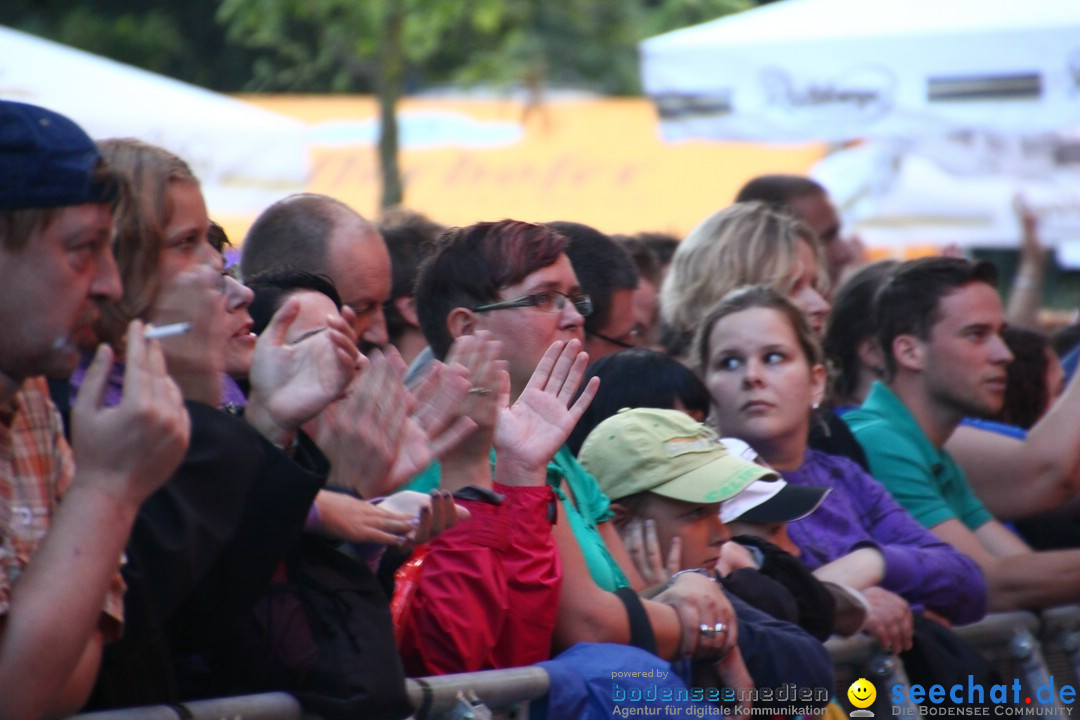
699, 623, 716, 638
714, 622, 727, 635
468, 386, 492, 395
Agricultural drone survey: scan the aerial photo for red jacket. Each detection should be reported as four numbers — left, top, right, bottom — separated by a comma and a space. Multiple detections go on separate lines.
397, 483, 561, 675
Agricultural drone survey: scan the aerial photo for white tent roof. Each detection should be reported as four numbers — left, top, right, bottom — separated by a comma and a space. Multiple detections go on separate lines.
640, 0, 1080, 252
0, 25, 308, 221
641, 0, 1080, 142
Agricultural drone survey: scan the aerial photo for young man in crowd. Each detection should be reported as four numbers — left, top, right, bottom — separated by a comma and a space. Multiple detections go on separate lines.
550, 221, 642, 361
845, 256, 1080, 610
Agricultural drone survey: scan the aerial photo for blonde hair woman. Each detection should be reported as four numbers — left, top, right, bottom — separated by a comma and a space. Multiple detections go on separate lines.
660, 202, 830, 357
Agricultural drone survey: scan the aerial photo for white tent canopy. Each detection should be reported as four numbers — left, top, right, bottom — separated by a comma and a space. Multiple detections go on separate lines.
639, 0, 1080, 253
641, 0, 1080, 143
0, 26, 308, 223
814, 141, 1080, 259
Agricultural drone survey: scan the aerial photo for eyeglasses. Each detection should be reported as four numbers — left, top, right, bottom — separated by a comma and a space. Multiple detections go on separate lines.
474, 290, 593, 317
587, 326, 642, 350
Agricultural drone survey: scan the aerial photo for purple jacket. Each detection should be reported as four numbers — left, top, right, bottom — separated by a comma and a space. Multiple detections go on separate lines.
784, 449, 987, 625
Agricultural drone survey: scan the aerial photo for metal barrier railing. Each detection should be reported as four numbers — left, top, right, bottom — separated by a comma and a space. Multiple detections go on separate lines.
827, 610, 1055, 718
827, 634, 921, 717
1038, 604, 1080, 690
70, 608, 1080, 720
406, 666, 550, 720
953, 610, 1056, 707
72, 692, 302, 720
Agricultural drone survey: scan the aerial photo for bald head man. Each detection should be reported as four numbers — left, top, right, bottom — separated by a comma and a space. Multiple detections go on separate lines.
240, 193, 391, 350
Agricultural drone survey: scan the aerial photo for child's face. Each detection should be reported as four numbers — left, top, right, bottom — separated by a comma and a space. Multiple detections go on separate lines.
641, 495, 730, 570
725, 520, 800, 557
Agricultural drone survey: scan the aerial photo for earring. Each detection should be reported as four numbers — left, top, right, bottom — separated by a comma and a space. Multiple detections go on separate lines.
812, 402, 820, 410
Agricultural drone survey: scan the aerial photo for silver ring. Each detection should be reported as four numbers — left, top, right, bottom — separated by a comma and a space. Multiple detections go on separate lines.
714, 622, 727, 635
468, 386, 492, 396
699, 623, 715, 638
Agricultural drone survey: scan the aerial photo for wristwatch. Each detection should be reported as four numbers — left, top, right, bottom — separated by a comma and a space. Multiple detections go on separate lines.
665, 567, 718, 589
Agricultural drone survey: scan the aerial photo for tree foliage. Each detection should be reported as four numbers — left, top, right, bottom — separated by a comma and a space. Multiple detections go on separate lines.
0, 0, 256, 90
3, 0, 757, 95
3, 0, 757, 207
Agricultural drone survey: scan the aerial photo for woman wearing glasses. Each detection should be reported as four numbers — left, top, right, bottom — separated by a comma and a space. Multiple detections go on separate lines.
406, 221, 733, 660
397, 221, 834, 709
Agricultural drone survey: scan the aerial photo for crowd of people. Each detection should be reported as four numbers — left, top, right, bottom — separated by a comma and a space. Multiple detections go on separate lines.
3, 98, 1080, 720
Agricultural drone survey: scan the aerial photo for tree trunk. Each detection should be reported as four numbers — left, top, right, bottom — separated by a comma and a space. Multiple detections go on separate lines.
377, 0, 404, 210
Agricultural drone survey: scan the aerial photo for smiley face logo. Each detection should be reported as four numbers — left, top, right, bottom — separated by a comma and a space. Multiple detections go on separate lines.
847, 678, 876, 709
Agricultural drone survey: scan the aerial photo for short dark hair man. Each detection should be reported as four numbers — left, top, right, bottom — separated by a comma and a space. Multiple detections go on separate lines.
549, 221, 640, 362
0, 100, 189, 717
736, 174, 855, 284
379, 208, 442, 365
845, 256, 1080, 611
240, 193, 391, 351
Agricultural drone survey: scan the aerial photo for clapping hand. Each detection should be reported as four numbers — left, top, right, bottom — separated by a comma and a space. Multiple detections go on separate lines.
493, 339, 599, 486
247, 297, 359, 447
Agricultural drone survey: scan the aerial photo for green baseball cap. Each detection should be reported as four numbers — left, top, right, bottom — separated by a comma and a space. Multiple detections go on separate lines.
579, 407, 778, 504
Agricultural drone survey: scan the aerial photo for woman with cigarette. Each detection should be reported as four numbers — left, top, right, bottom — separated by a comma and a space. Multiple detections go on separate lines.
60, 139, 370, 711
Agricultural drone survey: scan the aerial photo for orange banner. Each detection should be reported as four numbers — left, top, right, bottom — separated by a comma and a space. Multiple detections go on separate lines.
239, 94, 827, 240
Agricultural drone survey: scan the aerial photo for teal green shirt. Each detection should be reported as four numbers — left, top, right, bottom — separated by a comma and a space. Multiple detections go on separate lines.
401, 445, 629, 592
547, 445, 629, 592
843, 381, 993, 532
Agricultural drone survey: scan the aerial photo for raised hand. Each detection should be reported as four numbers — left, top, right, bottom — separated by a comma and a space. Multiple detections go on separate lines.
246, 296, 359, 447
1014, 193, 1044, 263
493, 339, 599, 486
403, 359, 477, 476
148, 264, 228, 405
71, 321, 191, 506
439, 331, 507, 463
311, 347, 477, 497
309, 348, 410, 497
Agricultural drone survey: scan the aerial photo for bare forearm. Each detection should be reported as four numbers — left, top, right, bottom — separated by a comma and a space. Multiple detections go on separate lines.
0, 482, 139, 718
986, 549, 1080, 611
812, 547, 885, 589
550, 513, 683, 659
1004, 256, 1045, 329
949, 421, 1080, 520
1020, 369, 1080, 496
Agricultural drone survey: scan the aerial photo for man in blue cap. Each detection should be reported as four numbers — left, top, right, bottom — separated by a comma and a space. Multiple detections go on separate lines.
0, 100, 190, 717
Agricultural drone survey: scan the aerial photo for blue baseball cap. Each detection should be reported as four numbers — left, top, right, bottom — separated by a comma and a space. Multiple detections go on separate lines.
0, 100, 112, 210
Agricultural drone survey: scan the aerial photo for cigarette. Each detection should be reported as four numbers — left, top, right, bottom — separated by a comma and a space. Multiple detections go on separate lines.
145, 322, 193, 340
290, 326, 328, 345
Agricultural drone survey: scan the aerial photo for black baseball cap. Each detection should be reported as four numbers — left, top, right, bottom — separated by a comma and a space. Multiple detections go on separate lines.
720, 478, 830, 523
